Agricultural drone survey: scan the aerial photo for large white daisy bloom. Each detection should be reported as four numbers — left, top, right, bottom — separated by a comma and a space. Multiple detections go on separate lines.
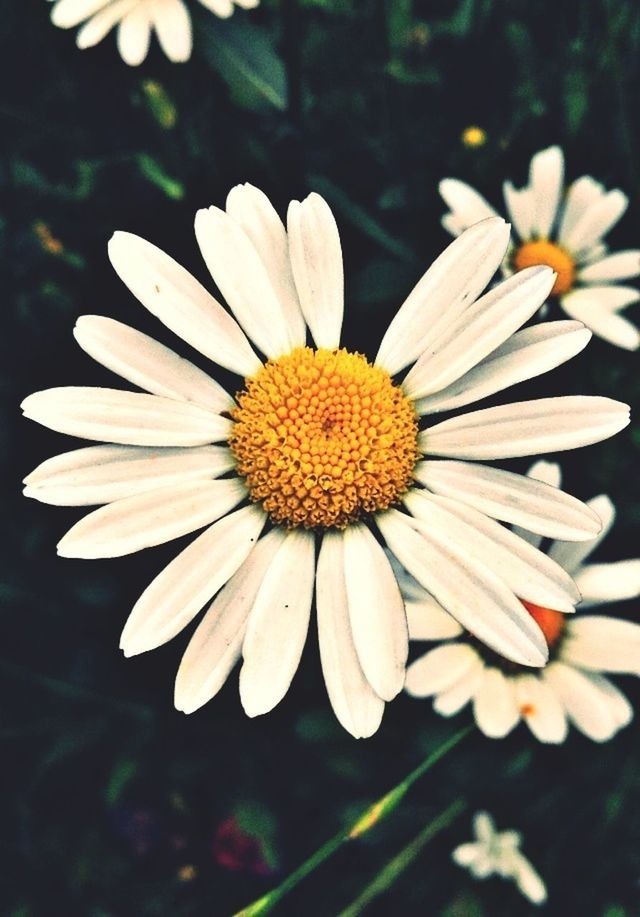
47, 0, 259, 66
22, 187, 629, 738
404, 461, 640, 743
440, 146, 640, 350
453, 811, 547, 906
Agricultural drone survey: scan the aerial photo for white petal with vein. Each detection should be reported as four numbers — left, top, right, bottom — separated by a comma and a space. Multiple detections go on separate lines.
316, 532, 385, 738
120, 505, 266, 656
343, 524, 408, 701
240, 529, 315, 716
21, 387, 232, 447
57, 478, 246, 559
473, 667, 520, 738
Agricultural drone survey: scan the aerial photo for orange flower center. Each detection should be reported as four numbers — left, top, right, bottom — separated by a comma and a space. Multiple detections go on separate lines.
229, 347, 418, 529
512, 240, 576, 296
522, 600, 566, 649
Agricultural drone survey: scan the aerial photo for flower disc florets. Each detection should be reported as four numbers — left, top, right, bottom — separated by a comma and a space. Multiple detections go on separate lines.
513, 240, 576, 296
229, 347, 418, 528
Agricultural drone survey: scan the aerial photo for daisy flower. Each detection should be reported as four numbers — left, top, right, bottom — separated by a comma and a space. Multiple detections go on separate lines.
439, 146, 640, 349
47, 0, 259, 66
453, 811, 547, 906
22, 187, 629, 738
403, 461, 640, 743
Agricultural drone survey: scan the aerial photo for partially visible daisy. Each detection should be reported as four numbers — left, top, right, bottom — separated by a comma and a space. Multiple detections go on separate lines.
403, 461, 640, 743
440, 146, 640, 349
453, 811, 547, 906
22, 185, 629, 738
48, 0, 259, 66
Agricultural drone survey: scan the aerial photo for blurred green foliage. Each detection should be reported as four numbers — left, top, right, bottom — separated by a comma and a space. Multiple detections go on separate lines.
2, 0, 640, 914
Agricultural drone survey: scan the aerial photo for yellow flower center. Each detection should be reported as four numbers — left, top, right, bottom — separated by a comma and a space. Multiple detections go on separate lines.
521, 600, 566, 650
461, 125, 487, 148
229, 347, 419, 529
512, 240, 576, 296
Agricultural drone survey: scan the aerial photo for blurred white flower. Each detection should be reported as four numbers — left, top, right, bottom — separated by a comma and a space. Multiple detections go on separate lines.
440, 146, 640, 349
47, 0, 260, 66
402, 460, 640, 743
453, 811, 547, 905
22, 188, 628, 737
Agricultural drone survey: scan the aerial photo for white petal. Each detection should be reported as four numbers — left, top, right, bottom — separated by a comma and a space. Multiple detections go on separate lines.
403, 266, 555, 400
378, 509, 548, 667
473, 668, 520, 738
226, 183, 305, 347
585, 673, 633, 728
503, 181, 535, 241
239, 530, 315, 716
405, 598, 463, 641
573, 560, 640, 606
548, 494, 614, 573
562, 190, 628, 254
557, 176, 606, 242
75, 0, 138, 47
376, 218, 511, 376
414, 460, 600, 541
560, 289, 640, 350
74, 316, 232, 412
117, 5, 151, 66
195, 206, 296, 358
452, 842, 483, 868
420, 397, 630, 460
433, 657, 485, 716
404, 491, 579, 611
513, 674, 568, 744
438, 178, 499, 235
152, 0, 192, 62
578, 250, 640, 283
404, 644, 479, 697
51, 0, 111, 28
120, 505, 266, 656
316, 532, 385, 738
22, 387, 232, 447
175, 529, 286, 713
343, 524, 408, 701
385, 549, 430, 603
512, 852, 548, 905
512, 458, 562, 549
24, 445, 234, 506
473, 811, 496, 844
57, 478, 246, 559
561, 615, 640, 675
108, 232, 260, 378
415, 321, 591, 415
529, 146, 564, 239
543, 662, 627, 741
287, 193, 344, 349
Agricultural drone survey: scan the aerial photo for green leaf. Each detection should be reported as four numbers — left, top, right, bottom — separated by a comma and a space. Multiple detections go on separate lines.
197, 13, 287, 112
564, 68, 589, 134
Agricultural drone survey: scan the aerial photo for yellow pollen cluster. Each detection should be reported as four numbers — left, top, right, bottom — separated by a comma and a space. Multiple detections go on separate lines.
229, 347, 419, 529
461, 125, 487, 148
513, 240, 576, 296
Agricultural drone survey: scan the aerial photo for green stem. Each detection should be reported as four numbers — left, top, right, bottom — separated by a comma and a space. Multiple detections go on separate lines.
233, 725, 472, 916
337, 798, 466, 917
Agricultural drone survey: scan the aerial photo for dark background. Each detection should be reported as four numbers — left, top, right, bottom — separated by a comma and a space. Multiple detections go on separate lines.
2, 1, 640, 914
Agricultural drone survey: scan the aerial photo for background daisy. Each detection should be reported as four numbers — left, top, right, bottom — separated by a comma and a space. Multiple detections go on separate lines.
440, 146, 640, 349
403, 461, 640, 743
48, 0, 260, 65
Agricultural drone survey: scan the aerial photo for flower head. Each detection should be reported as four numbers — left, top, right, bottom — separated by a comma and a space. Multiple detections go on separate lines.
22, 185, 629, 737
48, 0, 260, 65
403, 461, 640, 742
453, 811, 547, 905
440, 146, 640, 349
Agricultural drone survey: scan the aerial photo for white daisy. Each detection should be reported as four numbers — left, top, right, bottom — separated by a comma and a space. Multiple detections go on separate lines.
47, 0, 259, 66
22, 186, 629, 738
440, 146, 640, 349
453, 811, 547, 906
403, 460, 640, 743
